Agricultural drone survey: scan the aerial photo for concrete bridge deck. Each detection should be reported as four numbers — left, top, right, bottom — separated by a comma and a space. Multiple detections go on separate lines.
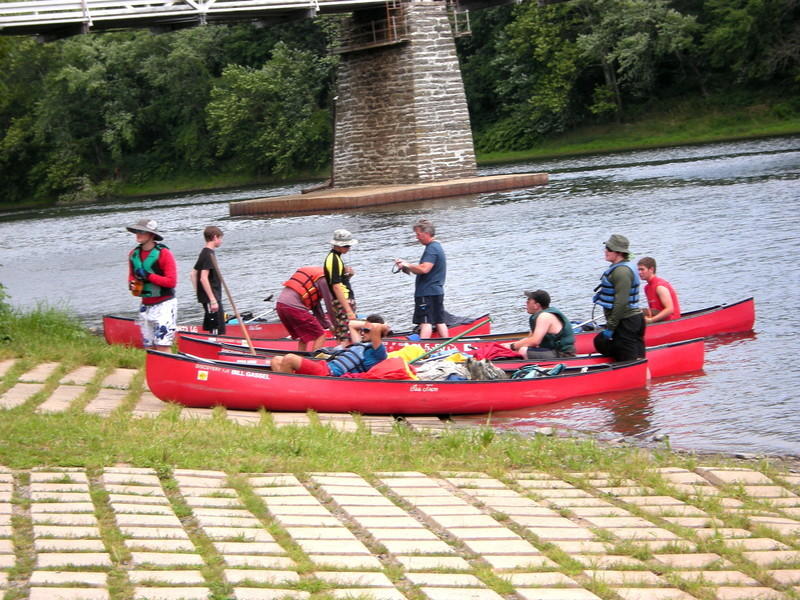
229, 172, 548, 216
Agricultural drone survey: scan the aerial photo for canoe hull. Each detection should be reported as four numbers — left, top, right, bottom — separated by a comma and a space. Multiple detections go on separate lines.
103, 314, 289, 348
202, 337, 704, 379
146, 351, 649, 415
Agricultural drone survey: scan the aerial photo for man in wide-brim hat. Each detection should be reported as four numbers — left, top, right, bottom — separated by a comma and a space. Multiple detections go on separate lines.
591, 234, 645, 361
126, 218, 178, 352
324, 228, 359, 344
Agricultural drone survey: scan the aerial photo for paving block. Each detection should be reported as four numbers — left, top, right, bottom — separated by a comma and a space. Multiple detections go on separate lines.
132, 588, 210, 600
31, 502, 95, 514
419, 587, 505, 600
223, 555, 296, 569
29, 588, 109, 600
234, 589, 310, 599
29, 571, 108, 586
381, 539, 455, 554
60, 366, 99, 385
0, 382, 45, 408
128, 570, 206, 585
508, 572, 579, 586
101, 368, 138, 389
695, 467, 774, 486
395, 555, 471, 570
19, 362, 61, 382
34, 539, 106, 552
368, 528, 441, 541
284, 526, 357, 540
84, 388, 128, 414
405, 572, 484, 587
36, 553, 112, 568
712, 587, 788, 599
614, 589, 695, 600
742, 550, 800, 566
126, 539, 196, 553
677, 571, 760, 586
651, 553, 731, 569
0, 358, 17, 377
481, 554, 558, 570
196, 527, 271, 542
132, 392, 168, 416
585, 570, 666, 586
223, 569, 300, 584
213, 541, 284, 555
307, 554, 383, 569
130, 552, 204, 567
120, 527, 190, 540
314, 571, 394, 586
37, 385, 86, 413
327, 589, 406, 599
462, 539, 539, 554
516, 590, 602, 600
769, 569, 800, 585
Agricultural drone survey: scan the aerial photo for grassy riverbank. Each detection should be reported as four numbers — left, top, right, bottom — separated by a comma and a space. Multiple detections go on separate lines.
0, 304, 796, 477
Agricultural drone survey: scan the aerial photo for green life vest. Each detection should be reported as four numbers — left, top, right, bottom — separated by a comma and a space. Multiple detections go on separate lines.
131, 243, 174, 298
528, 307, 576, 355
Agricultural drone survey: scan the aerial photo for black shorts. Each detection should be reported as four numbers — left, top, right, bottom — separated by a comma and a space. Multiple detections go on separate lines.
413, 295, 446, 325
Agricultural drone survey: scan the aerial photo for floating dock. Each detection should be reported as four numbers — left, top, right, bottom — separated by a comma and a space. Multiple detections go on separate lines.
229, 172, 548, 216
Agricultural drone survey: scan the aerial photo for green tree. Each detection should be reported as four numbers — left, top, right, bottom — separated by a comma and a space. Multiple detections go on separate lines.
702, 0, 800, 85
206, 41, 334, 176
575, 0, 697, 117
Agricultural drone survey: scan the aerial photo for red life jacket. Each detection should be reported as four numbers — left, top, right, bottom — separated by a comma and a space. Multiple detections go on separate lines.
645, 275, 681, 320
283, 266, 325, 309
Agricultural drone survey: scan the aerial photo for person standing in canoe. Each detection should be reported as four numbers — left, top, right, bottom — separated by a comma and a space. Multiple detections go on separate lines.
271, 314, 391, 376
190, 226, 225, 335
275, 266, 336, 352
637, 256, 681, 324
502, 289, 576, 359
126, 218, 178, 352
394, 219, 449, 339
593, 234, 645, 361
324, 229, 358, 345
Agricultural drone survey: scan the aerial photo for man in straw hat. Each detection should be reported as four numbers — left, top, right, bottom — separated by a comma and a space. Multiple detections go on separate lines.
126, 218, 178, 352
324, 229, 358, 344
592, 234, 645, 361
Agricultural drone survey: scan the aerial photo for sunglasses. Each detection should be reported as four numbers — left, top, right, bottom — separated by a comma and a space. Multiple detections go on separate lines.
360, 328, 371, 334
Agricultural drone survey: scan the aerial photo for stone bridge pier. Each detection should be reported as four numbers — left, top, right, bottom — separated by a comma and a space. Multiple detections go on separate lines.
332, 1, 477, 187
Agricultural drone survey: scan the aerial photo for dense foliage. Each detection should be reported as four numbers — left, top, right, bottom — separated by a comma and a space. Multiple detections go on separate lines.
0, 0, 798, 203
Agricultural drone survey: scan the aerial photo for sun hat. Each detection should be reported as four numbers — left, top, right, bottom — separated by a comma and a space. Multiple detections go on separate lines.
604, 234, 630, 253
126, 218, 163, 241
329, 229, 358, 247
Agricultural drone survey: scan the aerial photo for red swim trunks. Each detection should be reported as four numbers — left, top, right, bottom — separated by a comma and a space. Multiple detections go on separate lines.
276, 303, 325, 344
295, 357, 331, 377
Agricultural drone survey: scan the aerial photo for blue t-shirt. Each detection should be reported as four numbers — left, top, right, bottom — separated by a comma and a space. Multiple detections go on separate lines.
414, 240, 446, 297
328, 343, 388, 377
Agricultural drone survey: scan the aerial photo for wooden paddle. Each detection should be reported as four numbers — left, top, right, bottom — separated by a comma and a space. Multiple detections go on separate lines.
210, 253, 256, 355
409, 317, 492, 365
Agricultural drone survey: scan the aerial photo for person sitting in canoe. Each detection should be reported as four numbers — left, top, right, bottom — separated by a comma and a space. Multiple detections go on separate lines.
501, 289, 576, 359
271, 315, 391, 377
637, 256, 681, 324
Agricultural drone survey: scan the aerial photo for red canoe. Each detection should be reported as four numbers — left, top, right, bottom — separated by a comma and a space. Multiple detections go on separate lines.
103, 314, 289, 348
181, 336, 704, 379
103, 313, 492, 348
146, 350, 649, 415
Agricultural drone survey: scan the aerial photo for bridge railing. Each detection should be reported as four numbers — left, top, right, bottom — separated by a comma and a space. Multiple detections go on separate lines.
0, 0, 397, 32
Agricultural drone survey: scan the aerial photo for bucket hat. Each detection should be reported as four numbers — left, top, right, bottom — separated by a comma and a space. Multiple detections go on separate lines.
329, 229, 358, 247
127, 218, 163, 241
604, 234, 630, 253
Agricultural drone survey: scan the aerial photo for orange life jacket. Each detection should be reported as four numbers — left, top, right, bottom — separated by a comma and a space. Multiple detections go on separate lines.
283, 266, 325, 309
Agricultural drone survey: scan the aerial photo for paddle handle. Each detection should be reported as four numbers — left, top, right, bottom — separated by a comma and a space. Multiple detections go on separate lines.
210, 253, 257, 355
409, 317, 492, 365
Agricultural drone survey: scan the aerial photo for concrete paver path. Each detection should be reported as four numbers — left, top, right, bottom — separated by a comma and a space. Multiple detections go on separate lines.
0, 466, 798, 599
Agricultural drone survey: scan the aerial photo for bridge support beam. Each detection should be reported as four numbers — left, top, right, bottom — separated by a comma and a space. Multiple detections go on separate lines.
332, 1, 477, 187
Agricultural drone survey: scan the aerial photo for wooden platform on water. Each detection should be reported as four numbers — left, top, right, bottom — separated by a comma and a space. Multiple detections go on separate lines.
229, 172, 548, 216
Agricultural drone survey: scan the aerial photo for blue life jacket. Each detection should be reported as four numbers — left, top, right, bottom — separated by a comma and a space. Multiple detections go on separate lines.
593, 261, 640, 310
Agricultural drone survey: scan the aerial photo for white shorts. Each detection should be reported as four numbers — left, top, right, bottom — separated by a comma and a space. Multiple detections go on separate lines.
138, 298, 177, 348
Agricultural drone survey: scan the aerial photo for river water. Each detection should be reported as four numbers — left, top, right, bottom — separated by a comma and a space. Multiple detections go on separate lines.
1, 136, 799, 456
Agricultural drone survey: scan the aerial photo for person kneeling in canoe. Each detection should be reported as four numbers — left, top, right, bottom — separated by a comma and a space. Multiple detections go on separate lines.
502, 289, 576, 359
271, 315, 391, 377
